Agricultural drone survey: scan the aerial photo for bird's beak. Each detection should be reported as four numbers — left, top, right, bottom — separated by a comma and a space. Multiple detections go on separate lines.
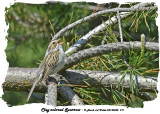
57, 39, 63, 45
59, 42, 63, 45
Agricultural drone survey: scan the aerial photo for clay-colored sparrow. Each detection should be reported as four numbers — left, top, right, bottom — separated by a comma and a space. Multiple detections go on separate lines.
26, 39, 65, 102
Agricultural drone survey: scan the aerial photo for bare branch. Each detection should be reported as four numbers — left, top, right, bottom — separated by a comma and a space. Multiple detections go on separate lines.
64, 4, 157, 54
116, 4, 131, 71
3, 68, 157, 93
45, 82, 57, 106
117, 4, 123, 42
59, 81, 84, 105
47, 74, 84, 105
51, 3, 156, 41
63, 42, 159, 70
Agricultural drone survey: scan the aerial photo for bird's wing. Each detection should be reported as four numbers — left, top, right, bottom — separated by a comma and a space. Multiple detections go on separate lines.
39, 50, 60, 83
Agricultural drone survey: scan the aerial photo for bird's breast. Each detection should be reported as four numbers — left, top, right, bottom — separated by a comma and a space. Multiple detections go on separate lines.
51, 46, 65, 73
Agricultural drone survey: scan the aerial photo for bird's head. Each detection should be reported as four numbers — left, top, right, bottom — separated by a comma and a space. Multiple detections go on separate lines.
49, 39, 63, 50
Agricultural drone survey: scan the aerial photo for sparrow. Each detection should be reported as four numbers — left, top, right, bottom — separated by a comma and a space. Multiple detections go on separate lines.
26, 39, 65, 102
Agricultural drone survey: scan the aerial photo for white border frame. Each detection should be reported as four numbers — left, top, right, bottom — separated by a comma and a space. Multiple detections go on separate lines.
0, 0, 159, 114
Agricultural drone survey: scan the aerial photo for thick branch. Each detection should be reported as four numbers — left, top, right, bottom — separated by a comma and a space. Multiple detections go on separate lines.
3, 68, 157, 93
47, 74, 84, 105
58, 81, 84, 105
45, 82, 57, 106
63, 42, 159, 70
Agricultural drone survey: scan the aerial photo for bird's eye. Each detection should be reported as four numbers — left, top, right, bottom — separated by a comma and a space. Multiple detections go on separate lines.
52, 42, 55, 44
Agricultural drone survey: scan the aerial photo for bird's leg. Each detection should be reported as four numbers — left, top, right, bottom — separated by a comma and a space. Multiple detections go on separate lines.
41, 80, 47, 87
47, 74, 65, 85
59, 76, 69, 84
46, 74, 57, 85
50, 74, 69, 85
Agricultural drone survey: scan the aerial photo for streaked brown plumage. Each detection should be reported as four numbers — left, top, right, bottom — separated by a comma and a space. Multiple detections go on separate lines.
26, 39, 65, 102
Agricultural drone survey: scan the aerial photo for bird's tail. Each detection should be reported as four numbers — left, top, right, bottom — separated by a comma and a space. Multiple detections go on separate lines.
26, 74, 42, 102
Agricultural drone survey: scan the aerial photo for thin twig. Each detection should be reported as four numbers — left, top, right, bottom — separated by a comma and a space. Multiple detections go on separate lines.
49, 20, 56, 35
92, 3, 107, 14
96, 3, 107, 12
116, 4, 134, 70
92, 4, 100, 14
117, 4, 123, 42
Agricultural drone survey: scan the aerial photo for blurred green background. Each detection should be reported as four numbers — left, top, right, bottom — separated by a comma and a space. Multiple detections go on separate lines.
4, 2, 93, 106
3, 2, 158, 107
